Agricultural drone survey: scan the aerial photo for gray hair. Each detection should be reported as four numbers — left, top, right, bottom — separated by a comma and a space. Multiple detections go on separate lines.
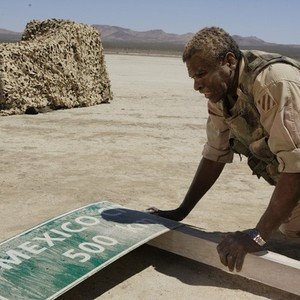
182, 27, 241, 63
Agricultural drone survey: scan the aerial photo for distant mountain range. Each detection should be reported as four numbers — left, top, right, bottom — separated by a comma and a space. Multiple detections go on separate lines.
93, 25, 300, 59
1, 25, 299, 58
92, 25, 300, 47
0, 28, 22, 42
92, 25, 193, 44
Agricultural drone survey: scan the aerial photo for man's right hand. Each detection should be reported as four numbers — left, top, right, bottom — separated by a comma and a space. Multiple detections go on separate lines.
146, 207, 186, 221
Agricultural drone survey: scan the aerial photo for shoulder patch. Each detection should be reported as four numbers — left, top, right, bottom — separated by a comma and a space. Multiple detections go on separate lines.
257, 94, 277, 112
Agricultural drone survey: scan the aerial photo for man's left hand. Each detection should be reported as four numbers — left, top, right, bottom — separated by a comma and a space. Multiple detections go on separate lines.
216, 231, 263, 272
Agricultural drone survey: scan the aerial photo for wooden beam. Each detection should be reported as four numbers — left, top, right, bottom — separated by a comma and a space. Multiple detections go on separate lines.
148, 225, 300, 296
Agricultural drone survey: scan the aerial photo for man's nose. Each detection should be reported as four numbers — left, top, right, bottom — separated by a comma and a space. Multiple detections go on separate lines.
193, 78, 203, 91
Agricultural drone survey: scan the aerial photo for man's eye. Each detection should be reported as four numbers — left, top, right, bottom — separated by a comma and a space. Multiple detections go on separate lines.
195, 72, 206, 78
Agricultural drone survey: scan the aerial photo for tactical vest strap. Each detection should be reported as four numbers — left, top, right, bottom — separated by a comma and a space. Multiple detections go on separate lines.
225, 50, 300, 185
248, 156, 277, 186
240, 50, 300, 94
230, 138, 278, 186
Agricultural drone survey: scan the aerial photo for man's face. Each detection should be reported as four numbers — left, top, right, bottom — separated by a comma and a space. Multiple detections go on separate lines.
186, 52, 236, 103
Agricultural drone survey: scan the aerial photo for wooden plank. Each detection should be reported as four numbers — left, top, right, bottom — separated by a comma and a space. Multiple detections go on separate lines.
148, 225, 300, 296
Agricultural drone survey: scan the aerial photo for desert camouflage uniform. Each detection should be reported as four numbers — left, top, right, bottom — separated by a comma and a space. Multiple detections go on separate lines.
202, 50, 300, 237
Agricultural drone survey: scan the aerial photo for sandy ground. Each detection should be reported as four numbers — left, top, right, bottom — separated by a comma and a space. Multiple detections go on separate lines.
1, 53, 300, 299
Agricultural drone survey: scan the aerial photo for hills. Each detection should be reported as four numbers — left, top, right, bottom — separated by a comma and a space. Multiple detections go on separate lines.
92, 25, 193, 44
92, 25, 300, 58
1, 25, 299, 58
0, 28, 22, 42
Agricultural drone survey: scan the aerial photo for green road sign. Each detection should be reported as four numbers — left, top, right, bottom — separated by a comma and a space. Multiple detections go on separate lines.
0, 201, 181, 300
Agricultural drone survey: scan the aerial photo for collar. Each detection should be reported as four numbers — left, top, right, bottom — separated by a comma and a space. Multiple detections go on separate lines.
236, 56, 246, 97
238, 56, 245, 86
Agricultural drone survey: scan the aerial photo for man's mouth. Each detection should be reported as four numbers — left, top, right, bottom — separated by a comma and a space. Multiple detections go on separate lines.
203, 92, 211, 99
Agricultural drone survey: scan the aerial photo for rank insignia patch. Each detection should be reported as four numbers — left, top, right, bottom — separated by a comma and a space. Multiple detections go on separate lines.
257, 94, 277, 112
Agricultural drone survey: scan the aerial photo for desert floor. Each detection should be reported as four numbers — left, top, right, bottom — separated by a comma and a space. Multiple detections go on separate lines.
1, 53, 300, 299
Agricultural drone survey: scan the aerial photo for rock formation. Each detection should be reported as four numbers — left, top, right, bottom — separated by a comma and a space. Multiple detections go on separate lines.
0, 19, 113, 115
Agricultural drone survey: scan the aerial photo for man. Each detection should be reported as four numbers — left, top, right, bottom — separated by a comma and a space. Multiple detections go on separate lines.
149, 27, 300, 272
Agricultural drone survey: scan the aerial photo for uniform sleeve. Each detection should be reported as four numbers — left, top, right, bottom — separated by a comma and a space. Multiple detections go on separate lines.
202, 101, 234, 163
253, 63, 300, 173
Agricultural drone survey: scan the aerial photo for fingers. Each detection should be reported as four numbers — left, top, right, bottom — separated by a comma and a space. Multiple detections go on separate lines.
217, 247, 246, 272
217, 243, 228, 267
144, 207, 160, 213
226, 252, 246, 272
216, 244, 236, 272
235, 252, 246, 272
217, 232, 247, 272
144, 208, 183, 221
226, 254, 235, 272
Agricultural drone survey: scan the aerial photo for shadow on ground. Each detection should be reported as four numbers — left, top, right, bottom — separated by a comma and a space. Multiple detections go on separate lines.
58, 244, 299, 300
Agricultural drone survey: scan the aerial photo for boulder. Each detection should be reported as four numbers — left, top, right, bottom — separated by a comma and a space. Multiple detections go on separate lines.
0, 19, 113, 115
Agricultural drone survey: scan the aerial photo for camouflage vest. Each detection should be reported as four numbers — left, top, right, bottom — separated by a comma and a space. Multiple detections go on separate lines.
222, 50, 300, 185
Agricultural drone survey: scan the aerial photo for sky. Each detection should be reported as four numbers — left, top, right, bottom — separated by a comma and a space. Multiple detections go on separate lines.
0, 0, 300, 45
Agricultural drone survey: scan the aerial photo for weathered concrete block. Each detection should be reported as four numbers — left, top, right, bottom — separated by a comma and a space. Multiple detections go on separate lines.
0, 19, 113, 115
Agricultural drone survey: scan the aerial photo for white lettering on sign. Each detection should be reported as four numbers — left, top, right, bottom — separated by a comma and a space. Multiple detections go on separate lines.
92, 235, 118, 246
33, 232, 65, 247
0, 207, 157, 271
75, 216, 100, 226
79, 243, 105, 254
61, 222, 86, 233
62, 249, 91, 262
50, 229, 72, 238
18, 241, 47, 255
0, 250, 31, 270
62, 235, 118, 262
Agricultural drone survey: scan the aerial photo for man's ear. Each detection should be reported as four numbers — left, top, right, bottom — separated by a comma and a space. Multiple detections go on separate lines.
224, 52, 238, 70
